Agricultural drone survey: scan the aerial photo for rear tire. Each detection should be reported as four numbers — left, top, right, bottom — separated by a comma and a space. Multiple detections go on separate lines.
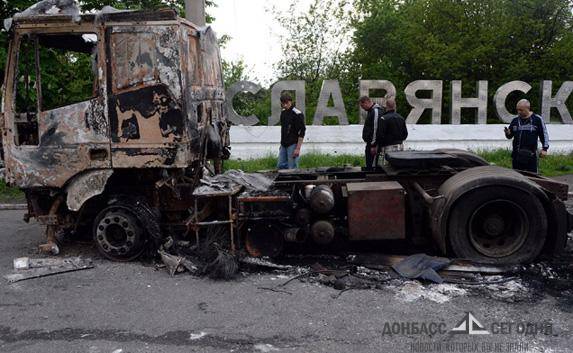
448, 186, 547, 264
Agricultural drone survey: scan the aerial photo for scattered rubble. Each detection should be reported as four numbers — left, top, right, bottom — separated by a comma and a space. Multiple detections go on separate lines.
5, 256, 94, 283
194, 170, 275, 196
391, 253, 451, 283
391, 281, 468, 304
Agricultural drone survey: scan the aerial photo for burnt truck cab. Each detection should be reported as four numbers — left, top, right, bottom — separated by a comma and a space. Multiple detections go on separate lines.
1, 8, 229, 256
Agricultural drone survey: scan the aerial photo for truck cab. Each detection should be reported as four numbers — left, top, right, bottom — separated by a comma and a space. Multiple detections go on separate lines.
1, 7, 229, 258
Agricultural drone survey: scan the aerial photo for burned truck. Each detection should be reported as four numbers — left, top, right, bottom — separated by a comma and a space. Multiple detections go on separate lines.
1, 7, 229, 257
1, 6, 572, 265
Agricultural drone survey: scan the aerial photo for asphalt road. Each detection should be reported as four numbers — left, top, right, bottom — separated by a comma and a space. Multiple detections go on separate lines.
0, 206, 572, 353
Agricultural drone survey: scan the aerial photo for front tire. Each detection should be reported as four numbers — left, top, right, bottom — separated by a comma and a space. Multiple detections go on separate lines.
448, 186, 547, 264
93, 203, 148, 261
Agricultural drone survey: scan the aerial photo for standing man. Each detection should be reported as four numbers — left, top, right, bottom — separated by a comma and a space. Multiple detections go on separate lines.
377, 96, 408, 163
278, 94, 306, 169
360, 96, 385, 170
504, 99, 549, 173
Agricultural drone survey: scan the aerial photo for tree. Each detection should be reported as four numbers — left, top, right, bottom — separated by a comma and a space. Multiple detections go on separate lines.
273, 0, 357, 124
351, 0, 573, 123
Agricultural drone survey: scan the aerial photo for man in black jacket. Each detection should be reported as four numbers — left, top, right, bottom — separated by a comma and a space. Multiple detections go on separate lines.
504, 99, 549, 173
360, 96, 385, 170
377, 96, 408, 164
277, 94, 306, 169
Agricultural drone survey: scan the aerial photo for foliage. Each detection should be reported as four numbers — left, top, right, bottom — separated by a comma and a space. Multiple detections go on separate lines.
351, 0, 573, 123
0, 178, 24, 202
220, 41, 272, 125
273, 0, 357, 125
244, 0, 573, 125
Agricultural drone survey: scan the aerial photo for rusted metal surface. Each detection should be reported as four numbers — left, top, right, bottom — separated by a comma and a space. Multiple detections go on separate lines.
236, 195, 291, 203
347, 181, 406, 240
2, 7, 228, 190
526, 175, 569, 201
65, 169, 113, 211
38, 195, 64, 255
0, 4, 230, 254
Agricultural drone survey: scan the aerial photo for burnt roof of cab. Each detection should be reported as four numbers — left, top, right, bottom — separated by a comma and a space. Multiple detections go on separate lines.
13, 8, 178, 25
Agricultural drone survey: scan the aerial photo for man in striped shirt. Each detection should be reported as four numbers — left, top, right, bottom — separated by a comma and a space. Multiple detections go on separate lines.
504, 99, 549, 174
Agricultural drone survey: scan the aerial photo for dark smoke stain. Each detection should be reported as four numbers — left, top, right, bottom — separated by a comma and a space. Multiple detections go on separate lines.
136, 52, 153, 67
110, 147, 177, 165
120, 114, 140, 140
109, 84, 183, 142
39, 123, 65, 146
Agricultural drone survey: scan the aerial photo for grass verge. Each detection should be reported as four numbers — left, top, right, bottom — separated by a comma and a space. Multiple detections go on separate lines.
225, 149, 573, 177
0, 178, 25, 203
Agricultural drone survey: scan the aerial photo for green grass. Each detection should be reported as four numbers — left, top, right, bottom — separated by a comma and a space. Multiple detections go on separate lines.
225, 149, 573, 177
1, 149, 572, 202
0, 178, 24, 203
223, 154, 364, 172
479, 149, 573, 177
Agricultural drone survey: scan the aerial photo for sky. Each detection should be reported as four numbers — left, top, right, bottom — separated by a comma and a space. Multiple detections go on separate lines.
210, 0, 315, 85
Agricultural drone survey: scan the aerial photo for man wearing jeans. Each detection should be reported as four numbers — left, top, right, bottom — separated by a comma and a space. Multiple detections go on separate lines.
277, 94, 306, 169
360, 96, 385, 170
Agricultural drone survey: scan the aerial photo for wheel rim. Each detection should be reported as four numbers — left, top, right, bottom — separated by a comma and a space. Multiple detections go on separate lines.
468, 199, 529, 258
95, 209, 141, 258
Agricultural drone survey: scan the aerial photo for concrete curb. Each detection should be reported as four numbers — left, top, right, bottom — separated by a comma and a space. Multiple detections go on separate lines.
0, 204, 27, 210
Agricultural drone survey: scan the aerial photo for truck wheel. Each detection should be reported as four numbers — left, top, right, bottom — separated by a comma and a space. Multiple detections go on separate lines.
93, 205, 147, 261
448, 186, 547, 264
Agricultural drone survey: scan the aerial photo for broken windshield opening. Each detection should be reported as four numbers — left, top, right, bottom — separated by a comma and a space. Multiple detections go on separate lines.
13, 32, 98, 145
37, 32, 98, 111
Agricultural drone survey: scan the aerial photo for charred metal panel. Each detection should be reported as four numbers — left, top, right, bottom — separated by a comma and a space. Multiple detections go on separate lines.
3, 25, 111, 188
110, 85, 184, 143
98, 8, 178, 23
111, 144, 188, 168
110, 25, 182, 99
109, 24, 191, 168
347, 181, 406, 240
66, 169, 113, 211
199, 27, 223, 88
6, 144, 110, 188
39, 99, 108, 144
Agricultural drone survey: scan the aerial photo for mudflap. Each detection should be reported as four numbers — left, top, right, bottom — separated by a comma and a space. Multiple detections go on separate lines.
543, 199, 572, 256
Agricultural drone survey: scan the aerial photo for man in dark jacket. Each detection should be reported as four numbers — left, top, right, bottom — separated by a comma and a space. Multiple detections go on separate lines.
377, 96, 408, 164
504, 99, 549, 173
360, 96, 385, 169
277, 94, 306, 169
